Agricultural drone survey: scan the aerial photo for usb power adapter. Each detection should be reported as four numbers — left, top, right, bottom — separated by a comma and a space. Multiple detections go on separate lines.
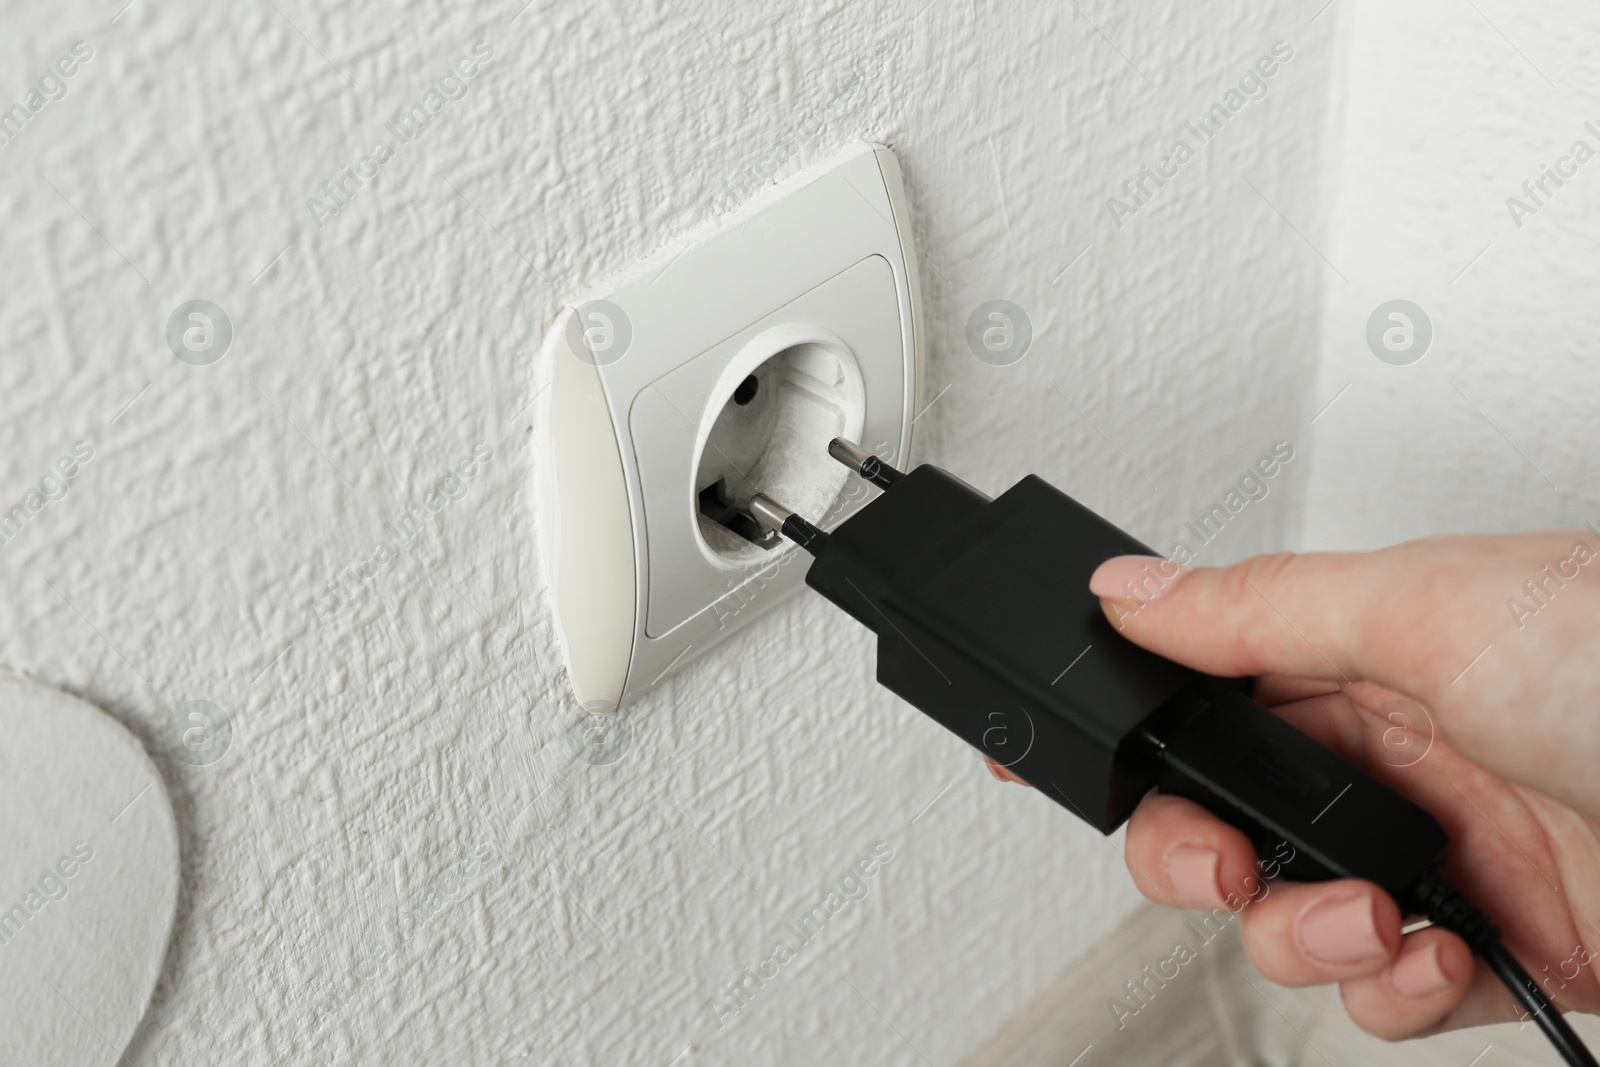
749, 440, 1596, 1067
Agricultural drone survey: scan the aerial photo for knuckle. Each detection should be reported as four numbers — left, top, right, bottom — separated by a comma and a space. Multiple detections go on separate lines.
1223, 552, 1300, 669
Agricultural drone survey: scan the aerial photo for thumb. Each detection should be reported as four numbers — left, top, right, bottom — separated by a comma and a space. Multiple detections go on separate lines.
1089, 531, 1600, 817
1086, 539, 1513, 702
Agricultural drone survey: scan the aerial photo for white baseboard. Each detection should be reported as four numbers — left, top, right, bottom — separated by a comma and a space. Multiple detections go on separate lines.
964, 904, 1600, 1067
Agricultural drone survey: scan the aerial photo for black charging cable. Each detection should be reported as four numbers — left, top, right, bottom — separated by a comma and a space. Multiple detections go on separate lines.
750, 441, 1596, 1067
1410, 869, 1596, 1066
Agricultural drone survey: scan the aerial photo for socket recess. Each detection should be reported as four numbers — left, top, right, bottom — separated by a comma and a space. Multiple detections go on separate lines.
537, 143, 923, 710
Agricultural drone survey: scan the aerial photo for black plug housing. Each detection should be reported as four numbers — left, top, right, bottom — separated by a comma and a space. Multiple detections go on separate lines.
808, 465, 1199, 831
802, 462, 1449, 902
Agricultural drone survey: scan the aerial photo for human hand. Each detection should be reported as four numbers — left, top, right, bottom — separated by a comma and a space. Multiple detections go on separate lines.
988, 530, 1600, 1039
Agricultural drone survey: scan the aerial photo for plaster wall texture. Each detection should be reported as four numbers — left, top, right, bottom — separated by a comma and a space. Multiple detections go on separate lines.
0, 0, 1340, 1063
1307, 0, 1600, 547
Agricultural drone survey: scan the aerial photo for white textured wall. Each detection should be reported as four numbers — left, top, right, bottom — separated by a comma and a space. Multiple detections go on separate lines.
0, 1, 1340, 1063
1308, 0, 1600, 546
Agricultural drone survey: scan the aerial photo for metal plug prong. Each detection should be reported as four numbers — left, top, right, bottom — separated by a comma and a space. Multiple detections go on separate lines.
828, 438, 905, 489
749, 493, 827, 554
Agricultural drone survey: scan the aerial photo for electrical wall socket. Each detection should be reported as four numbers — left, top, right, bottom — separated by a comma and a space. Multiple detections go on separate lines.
537, 143, 924, 710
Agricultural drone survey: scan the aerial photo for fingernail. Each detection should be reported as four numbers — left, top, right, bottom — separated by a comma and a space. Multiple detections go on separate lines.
1089, 555, 1189, 602
1166, 846, 1222, 907
1390, 940, 1452, 998
984, 757, 1006, 781
1297, 894, 1386, 965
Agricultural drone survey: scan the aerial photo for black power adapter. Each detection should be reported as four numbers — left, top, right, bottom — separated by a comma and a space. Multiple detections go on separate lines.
749, 440, 1596, 1067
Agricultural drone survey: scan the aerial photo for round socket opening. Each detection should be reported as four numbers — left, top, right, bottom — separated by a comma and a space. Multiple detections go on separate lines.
693, 341, 865, 566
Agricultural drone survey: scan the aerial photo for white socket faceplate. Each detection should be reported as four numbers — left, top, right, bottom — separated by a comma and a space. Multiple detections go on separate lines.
537, 143, 923, 710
